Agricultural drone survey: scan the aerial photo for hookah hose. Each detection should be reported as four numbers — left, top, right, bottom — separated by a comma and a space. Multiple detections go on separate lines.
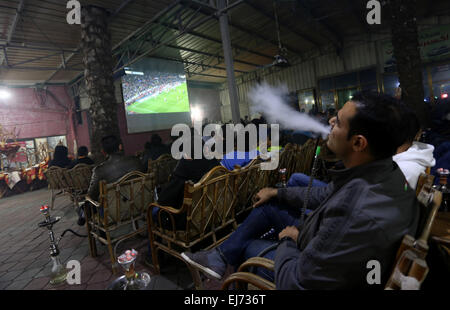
297, 138, 321, 230
56, 229, 87, 245
253, 139, 322, 264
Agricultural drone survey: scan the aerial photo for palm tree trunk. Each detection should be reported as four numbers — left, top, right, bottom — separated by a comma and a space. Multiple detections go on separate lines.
387, 0, 431, 127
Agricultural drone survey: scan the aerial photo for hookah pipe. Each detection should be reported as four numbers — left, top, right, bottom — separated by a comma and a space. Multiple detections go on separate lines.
297, 138, 322, 230
38, 205, 87, 284
251, 139, 322, 271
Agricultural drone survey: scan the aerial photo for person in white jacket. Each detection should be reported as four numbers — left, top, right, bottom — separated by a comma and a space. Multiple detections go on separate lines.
393, 110, 436, 190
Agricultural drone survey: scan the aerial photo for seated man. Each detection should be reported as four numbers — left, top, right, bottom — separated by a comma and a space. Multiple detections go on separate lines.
289, 106, 435, 190
393, 108, 435, 190
155, 130, 220, 229
68, 146, 94, 169
87, 135, 145, 201
78, 135, 145, 226
141, 134, 170, 168
49, 145, 72, 168
221, 130, 258, 170
181, 91, 419, 289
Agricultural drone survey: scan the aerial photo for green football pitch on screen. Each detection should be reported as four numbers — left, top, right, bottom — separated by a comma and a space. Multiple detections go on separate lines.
126, 83, 190, 114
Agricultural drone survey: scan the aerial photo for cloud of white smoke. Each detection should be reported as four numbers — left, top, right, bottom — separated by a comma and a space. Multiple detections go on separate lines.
249, 83, 331, 139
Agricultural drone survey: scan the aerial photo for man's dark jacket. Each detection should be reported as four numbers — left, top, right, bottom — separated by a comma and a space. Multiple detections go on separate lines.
275, 158, 419, 289
87, 152, 145, 201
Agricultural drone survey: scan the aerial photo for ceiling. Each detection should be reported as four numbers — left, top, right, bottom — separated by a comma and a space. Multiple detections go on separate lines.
0, 0, 449, 87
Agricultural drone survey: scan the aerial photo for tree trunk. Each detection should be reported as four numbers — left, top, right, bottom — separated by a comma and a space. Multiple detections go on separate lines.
80, 5, 120, 162
388, 0, 431, 127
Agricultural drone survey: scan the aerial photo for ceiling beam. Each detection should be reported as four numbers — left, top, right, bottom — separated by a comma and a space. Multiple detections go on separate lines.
295, 0, 343, 51
150, 54, 245, 73
183, 1, 305, 59
1, 65, 82, 71
158, 21, 274, 60
164, 43, 260, 67
44, 51, 78, 83
110, 0, 136, 19
0, 42, 79, 54
116, 13, 215, 72
243, 0, 321, 49
113, 0, 183, 51
0, 0, 25, 66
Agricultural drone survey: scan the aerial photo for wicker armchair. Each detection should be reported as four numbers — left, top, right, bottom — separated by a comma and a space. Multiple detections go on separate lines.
85, 171, 155, 273
147, 166, 238, 289
44, 166, 69, 210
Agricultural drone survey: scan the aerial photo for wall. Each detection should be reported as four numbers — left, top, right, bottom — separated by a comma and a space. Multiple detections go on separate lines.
0, 86, 77, 153
187, 84, 222, 123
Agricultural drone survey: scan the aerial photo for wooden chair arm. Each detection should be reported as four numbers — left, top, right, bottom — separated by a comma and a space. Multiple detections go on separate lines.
85, 195, 100, 207
149, 202, 186, 215
237, 257, 275, 273
222, 272, 276, 290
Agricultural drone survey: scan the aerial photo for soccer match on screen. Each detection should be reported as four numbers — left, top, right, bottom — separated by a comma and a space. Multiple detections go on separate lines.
122, 71, 190, 115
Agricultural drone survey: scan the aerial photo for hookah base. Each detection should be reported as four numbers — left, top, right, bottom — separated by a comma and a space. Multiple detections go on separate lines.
50, 270, 68, 285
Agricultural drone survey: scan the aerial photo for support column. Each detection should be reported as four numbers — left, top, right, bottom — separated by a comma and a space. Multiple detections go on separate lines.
80, 5, 120, 161
388, 0, 430, 127
217, 0, 241, 124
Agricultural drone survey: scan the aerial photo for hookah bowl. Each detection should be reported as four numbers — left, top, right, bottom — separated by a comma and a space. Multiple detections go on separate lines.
38, 205, 67, 285
107, 249, 151, 290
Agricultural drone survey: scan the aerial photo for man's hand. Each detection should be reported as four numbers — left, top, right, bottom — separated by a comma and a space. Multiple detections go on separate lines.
279, 226, 299, 242
252, 187, 278, 208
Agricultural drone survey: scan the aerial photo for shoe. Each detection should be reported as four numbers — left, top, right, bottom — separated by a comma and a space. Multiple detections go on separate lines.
181, 249, 226, 280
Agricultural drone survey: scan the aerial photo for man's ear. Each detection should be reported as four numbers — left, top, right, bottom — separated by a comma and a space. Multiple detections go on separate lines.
352, 135, 368, 152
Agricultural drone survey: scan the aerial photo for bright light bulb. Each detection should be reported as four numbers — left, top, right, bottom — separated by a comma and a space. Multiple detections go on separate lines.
0, 89, 11, 99
191, 107, 203, 122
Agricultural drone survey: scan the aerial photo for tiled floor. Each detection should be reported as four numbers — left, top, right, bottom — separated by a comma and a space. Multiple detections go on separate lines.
0, 188, 223, 290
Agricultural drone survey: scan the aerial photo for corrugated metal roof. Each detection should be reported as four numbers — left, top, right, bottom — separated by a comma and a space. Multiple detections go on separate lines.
0, 0, 448, 86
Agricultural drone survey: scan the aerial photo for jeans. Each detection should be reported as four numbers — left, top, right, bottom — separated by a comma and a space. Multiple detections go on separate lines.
218, 202, 301, 267
287, 173, 328, 188
217, 174, 327, 281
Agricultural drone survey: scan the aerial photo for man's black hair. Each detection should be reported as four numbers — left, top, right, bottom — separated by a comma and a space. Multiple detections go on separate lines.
348, 91, 407, 160
101, 135, 120, 155
150, 133, 162, 145
78, 146, 89, 157
54, 145, 68, 160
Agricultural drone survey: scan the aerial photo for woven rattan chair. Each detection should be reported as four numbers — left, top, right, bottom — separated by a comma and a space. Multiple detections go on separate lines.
147, 165, 239, 289
44, 166, 69, 210
85, 171, 155, 273
147, 154, 178, 185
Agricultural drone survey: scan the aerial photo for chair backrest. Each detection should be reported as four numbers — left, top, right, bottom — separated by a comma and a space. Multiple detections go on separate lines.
99, 171, 155, 226
148, 154, 178, 185
69, 164, 93, 192
385, 175, 443, 290
44, 166, 67, 190
182, 166, 237, 241
234, 162, 269, 216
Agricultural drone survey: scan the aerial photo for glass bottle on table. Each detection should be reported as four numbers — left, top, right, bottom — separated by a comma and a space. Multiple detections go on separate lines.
276, 168, 287, 188
436, 168, 449, 212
